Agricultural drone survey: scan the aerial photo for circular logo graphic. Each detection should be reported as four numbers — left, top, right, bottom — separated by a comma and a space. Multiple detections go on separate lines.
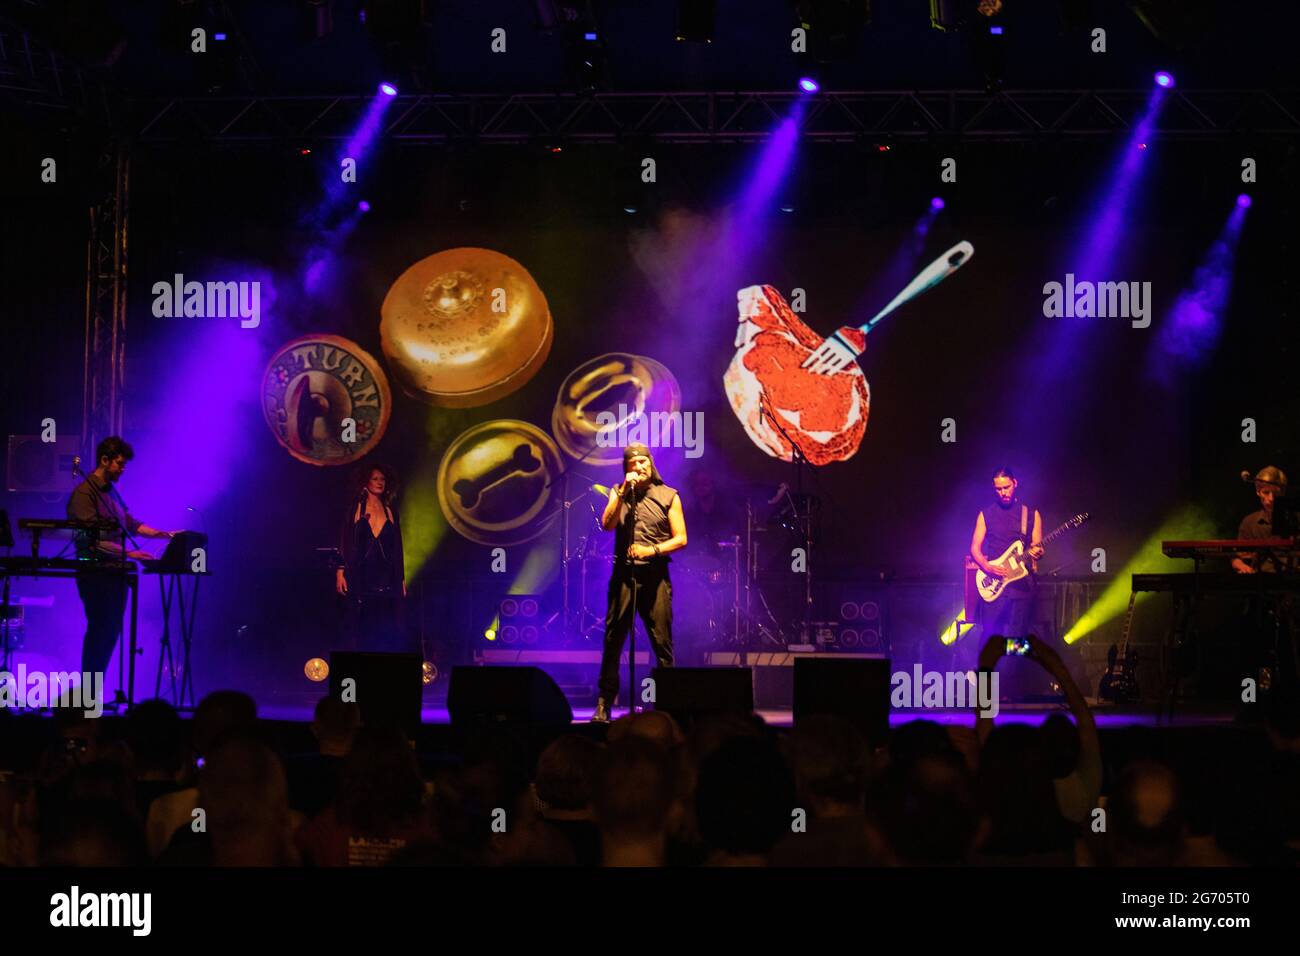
552, 353, 682, 466
436, 419, 565, 546
380, 247, 553, 407
262, 334, 392, 466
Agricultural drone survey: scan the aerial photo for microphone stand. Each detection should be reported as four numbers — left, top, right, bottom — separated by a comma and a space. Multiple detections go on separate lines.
758, 401, 817, 645
626, 480, 638, 716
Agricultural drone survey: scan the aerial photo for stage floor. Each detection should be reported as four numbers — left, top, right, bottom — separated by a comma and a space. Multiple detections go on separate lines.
251, 700, 1242, 729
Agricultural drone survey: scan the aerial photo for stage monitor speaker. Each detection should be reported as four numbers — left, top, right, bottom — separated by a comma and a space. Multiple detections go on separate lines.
329, 652, 423, 738
447, 665, 573, 727
793, 657, 891, 745
6, 434, 81, 493
653, 667, 753, 727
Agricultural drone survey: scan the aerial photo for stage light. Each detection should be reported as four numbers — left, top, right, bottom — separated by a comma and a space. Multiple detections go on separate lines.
623, 205, 638, 214
379, 82, 398, 96
1154, 71, 1174, 88
422, 661, 438, 685
484, 627, 496, 641
780, 203, 796, 213
1137, 142, 1147, 150
989, 25, 1003, 34
931, 196, 945, 210
214, 33, 227, 41
1237, 193, 1252, 208
584, 31, 597, 40
299, 147, 312, 155
304, 658, 329, 681
798, 77, 820, 93
358, 200, 371, 213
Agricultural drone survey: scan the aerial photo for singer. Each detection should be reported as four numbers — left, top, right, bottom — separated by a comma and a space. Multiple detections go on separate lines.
66, 436, 175, 675
592, 443, 688, 723
337, 464, 409, 652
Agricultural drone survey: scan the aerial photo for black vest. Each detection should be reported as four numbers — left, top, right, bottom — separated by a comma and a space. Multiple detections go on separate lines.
981, 501, 1033, 562
614, 483, 677, 566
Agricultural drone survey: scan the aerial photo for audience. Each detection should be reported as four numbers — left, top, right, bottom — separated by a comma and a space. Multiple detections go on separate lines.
3, 666, 1298, 869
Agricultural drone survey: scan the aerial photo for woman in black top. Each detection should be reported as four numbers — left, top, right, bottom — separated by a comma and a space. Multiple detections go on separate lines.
337, 464, 408, 652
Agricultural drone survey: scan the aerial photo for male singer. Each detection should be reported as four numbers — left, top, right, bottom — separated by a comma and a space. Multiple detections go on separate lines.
592, 443, 687, 723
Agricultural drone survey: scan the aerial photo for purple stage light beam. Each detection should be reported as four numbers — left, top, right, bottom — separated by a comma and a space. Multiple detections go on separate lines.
1148, 197, 1250, 383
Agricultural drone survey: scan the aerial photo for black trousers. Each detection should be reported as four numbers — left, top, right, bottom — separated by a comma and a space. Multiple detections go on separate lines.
76, 571, 128, 676
598, 562, 673, 702
345, 591, 410, 654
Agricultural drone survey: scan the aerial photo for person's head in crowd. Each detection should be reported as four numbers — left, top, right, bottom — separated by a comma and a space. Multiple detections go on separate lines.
192, 690, 258, 757
337, 726, 425, 836
38, 800, 147, 866
430, 762, 511, 864
875, 752, 979, 865
593, 737, 679, 866
127, 699, 187, 780
66, 760, 138, 821
1264, 690, 1300, 753
1039, 713, 1082, 779
1106, 760, 1186, 866
200, 736, 296, 866
888, 719, 960, 774
607, 711, 683, 749
784, 715, 871, 819
695, 735, 796, 866
976, 724, 1077, 859
311, 696, 361, 757
534, 734, 603, 819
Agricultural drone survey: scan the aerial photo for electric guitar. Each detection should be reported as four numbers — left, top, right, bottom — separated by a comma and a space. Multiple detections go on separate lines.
975, 512, 1090, 603
1098, 590, 1140, 703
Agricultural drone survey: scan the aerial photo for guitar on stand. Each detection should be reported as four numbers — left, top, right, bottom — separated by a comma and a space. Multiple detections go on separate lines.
976, 512, 1090, 603
1098, 590, 1140, 703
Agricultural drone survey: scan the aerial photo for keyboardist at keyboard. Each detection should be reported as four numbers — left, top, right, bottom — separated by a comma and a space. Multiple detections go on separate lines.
1232, 466, 1291, 574
65, 436, 178, 675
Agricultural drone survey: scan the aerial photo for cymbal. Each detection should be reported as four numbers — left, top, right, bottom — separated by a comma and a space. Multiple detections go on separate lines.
380, 247, 553, 408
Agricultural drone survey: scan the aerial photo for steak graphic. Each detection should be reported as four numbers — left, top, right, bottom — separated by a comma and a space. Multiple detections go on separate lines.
723, 285, 869, 465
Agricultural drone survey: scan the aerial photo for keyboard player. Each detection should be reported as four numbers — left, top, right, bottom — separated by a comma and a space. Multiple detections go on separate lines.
66, 436, 175, 675
1232, 466, 1291, 574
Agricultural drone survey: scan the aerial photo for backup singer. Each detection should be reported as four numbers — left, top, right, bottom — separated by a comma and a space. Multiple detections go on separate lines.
592, 443, 687, 723
66, 436, 175, 675
337, 464, 409, 652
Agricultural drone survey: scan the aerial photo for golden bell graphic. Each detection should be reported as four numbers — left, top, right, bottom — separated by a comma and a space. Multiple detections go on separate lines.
436, 420, 566, 546
551, 353, 682, 466
380, 247, 553, 407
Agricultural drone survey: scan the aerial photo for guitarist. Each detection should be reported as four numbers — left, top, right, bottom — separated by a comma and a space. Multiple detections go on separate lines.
970, 468, 1044, 649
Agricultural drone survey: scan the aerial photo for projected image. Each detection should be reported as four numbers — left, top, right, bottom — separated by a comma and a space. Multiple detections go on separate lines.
261, 334, 392, 466
724, 285, 870, 465
379, 246, 553, 408
435, 419, 566, 546
551, 353, 682, 467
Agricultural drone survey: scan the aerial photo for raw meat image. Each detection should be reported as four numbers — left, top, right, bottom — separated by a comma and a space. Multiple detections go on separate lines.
723, 285, 869, 465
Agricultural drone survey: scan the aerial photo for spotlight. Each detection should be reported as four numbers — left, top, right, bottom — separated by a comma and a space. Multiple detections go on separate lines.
930, 196, 945, 210
1154, 71, 1174, 88
214, 33, 228, 41
484, 627, 496, 641
1237, 194, 1252, 208
304, 657, 329, 681
358, 200, 371, 213
798, 76, 820, 93
379, 81, 398, 96
989, 25, 1003, 34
